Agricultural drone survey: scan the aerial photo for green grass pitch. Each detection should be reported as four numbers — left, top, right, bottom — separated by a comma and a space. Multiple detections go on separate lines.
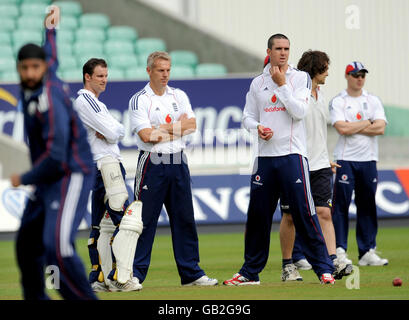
1, 225, 409, 300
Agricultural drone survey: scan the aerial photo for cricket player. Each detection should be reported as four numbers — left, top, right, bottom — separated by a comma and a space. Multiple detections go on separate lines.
279, 50, 353, 280
74, 58, 143, 292
128, 51, 218, 287
330, 62, 388, 266
11, 12, 97, 300
223, 34, 336, 286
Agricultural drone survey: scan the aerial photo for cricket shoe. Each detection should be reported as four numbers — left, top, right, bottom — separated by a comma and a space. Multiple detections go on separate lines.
358, 248, 388, 266
336, 247, 352, 265
183, 275, 218, 286
281, 264, 303, 281
223, 273, 260, 286
320, 273, 335, 284
108, 277, 143, 292
332, 258, 353, 280
294, 258, 312, 270
91, 281, 110, 292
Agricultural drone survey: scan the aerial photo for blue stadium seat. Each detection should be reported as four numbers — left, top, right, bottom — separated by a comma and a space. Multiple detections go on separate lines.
59, 55, 77, 71
0, 57, 17, 72
0, 45, 14, 58
0, 5, 19, 19
0, 70, 19, 83
61, 68, 83, 81
17, 16, 45, 31
0, 32, 11, 46
20, 3, 48, 16
73, 41, 104, 56
59, 15, 78, 30
1, 18, 16, 32
57, 29, 75, 43
107, 53, 138, 70
104, 40, 134, 55
107, 68, 125, 80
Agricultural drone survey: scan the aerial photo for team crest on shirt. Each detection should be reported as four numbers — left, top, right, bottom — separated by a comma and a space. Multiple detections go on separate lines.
165, 114, 173, 123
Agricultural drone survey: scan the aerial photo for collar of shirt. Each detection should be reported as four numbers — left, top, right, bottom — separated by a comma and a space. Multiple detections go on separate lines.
340, 88, 369, 98
144, 83, 173, 97
77, 88, 98, 99
262, 63, 294, 77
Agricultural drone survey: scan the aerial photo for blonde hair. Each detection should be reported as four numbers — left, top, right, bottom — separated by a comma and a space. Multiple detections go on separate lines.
147, 51, 171, 69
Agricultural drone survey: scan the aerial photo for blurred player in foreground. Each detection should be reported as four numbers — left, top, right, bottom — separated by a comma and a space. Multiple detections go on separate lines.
279, 50, 353, 280
224, 34, 336, 286
128, 51, 218, 287
330, 62, 388, 266
10, 10, 97, 300
74, 59, 143, 292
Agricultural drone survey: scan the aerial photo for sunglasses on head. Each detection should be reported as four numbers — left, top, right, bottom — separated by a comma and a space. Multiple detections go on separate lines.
350, 72, 366, 78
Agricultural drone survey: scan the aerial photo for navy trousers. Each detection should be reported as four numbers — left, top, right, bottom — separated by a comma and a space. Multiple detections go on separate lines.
132, 151, 205, 285
87, 163, 129, 283
239, 155, 334, 280
16, 171, 97, 300
332, 160, 378, 258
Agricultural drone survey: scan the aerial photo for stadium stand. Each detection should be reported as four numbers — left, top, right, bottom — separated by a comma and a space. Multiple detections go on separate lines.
0, 0, 229, 84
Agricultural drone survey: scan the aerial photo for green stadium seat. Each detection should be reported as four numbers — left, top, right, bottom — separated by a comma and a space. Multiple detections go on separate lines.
20, 3, 48, 16
0, 71, 19, 83
21, 0, 51, 3
137, 52, 150, 67
104, 40, 134, 55
1, 0, 20, 4
56, 42, 73, 56
79, 13, 110, 29
170, 50, 198, 68
77, 54, 107, 68
73, 41, 104, 56
0, 57, 16, 72
59, 55, 77, 71
0, 45, 14, 58
107, 68, 125, 80
61, 68, 83, 81
124, 66, 148, 80
75, 28, 106, 42
0, 32, 11, 46
0, 5, 19, 18
17, 16, 45, 31
195, 63, 227, 77
1, 18, 16, 32
107, 26, 138, 41
53, 1, 82, 17
59, 15, 78, 30
13, 30, 43, 53
57, 29, 75, 43
135, 38, 166, 54
170, 65, 195, 79
108, 53, 138, 70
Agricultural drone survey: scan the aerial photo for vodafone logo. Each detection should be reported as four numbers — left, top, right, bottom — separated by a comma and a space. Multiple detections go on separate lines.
165, 114, 173, 123
356, 112, 363, 120
264, 106, 286, 112
271, 95, 278, 104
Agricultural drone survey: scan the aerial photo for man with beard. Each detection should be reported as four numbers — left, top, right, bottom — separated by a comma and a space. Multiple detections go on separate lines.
10, 11, 97, 300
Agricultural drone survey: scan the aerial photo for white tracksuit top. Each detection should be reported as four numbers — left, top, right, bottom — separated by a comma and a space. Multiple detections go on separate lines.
128, 83, 196, 154
74, 89, 124, 162
242, 64, 312, 158
329, 89, 387, 162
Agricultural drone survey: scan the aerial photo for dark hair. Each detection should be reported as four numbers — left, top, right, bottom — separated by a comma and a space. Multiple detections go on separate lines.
267, 34, 290, 49
297, 50, 330, 79
17, 43, 46, 62
82, 58, 107, 84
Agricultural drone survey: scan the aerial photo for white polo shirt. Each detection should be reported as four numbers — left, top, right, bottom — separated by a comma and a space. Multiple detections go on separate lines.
74, 89, 124, 162
305, 87, 330, 171
129, 83, 195, 154
329, 89, 387, 162
242, 64, 311, 157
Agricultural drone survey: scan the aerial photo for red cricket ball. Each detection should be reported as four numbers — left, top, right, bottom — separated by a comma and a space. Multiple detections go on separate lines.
263, 127, 272, 133
393, 278, 402, 287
